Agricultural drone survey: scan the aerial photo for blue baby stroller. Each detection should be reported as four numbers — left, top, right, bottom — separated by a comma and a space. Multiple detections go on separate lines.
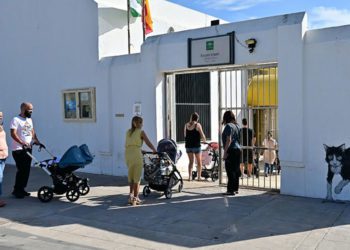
27, 144, 94, 202
142, 139, 183, 199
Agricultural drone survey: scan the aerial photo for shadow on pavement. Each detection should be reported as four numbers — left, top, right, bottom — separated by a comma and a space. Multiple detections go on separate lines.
1, 166, 350, 248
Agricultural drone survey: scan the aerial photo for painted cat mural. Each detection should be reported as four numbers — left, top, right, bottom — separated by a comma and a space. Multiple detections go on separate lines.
324, 144, 350, 200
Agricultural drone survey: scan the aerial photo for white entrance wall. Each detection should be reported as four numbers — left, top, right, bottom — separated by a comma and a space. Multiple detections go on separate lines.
1, 0, 350, 200
300, 26, 350, 200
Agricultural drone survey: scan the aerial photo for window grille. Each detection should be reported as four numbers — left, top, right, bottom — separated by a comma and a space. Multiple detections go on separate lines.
175, 72, 211, 142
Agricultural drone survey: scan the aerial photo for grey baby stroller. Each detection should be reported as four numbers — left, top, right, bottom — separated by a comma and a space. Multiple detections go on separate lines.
27, 144, 94, 202
142, 139, 183, 199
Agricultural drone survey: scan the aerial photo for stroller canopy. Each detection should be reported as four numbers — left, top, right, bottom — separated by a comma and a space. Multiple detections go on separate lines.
157, 139, 181, 163
58, 144, 94, 168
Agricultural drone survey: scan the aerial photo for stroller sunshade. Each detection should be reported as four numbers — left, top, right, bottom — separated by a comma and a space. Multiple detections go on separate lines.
157, 139, 180, 163
59, 144, 93, 168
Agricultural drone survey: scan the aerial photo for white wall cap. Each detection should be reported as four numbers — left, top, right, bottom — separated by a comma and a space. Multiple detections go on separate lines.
95, 0, 127, 10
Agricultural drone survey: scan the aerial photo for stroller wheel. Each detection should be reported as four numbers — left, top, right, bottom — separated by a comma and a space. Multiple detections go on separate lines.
192, 171, 197, 181
211, 173, 218, 182
178, 182, 183, 193
66, 188, 80, 202
38, 186, 54, 203
165, 188, 172, 199
143, 186, 151, 197
78, 183, 90, 196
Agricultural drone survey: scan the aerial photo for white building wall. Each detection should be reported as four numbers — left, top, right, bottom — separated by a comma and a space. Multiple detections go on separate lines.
301, 26, 350, 199
149, 13, 303, 73
96, 0, 226, 58
0, 0, 219, 175
1, 0, 350, 200
108, 53, 159, 175
98, 8, 133, 55
0, 0, 107, 174
278, 18, 308, 197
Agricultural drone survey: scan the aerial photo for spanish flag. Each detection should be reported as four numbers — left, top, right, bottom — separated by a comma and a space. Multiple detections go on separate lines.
143, 0, 153, 34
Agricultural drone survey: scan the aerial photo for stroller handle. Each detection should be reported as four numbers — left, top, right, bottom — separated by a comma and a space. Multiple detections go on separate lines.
23, 143, 57, 160
143, 151, 171, 159
21, 144, 32, 151
22, 142, 45, 151
202, 141, 219, 151
142, 151, 161, 155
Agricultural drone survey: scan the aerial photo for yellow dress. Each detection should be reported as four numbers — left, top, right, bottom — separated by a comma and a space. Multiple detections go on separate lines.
125, 128, 143, 183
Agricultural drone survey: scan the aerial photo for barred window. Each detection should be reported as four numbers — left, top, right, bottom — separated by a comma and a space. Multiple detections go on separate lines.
175, 72, 211, 142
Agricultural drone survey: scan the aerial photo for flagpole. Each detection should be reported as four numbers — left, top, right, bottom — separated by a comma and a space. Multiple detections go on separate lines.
127, 0, 131, 54
142, 0, 145, 42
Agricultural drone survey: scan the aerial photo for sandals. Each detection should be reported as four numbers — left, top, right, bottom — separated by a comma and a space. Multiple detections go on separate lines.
132, 197, 143, 206
128, 194, 143, 206
128, 194, 134, 205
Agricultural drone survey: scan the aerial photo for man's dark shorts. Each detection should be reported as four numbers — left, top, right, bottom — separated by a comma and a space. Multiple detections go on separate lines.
241, 149, 253, 164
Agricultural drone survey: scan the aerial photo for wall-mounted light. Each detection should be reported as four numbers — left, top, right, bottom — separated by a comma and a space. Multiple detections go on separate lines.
245, 38, 257, 53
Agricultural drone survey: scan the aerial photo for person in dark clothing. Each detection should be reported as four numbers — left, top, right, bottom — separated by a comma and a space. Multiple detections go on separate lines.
240, 118, 256, 178
184, 112, 206, 181
222, 111, 241, 195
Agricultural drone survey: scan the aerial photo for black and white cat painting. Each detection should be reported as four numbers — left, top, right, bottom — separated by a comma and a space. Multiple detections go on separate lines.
324, 144, 350, 200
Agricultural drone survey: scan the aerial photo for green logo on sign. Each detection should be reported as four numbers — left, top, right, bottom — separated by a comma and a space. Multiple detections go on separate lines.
206, 41, 214, 50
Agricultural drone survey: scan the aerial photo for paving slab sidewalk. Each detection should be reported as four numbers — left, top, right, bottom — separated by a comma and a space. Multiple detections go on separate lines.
1, 166, 350, 250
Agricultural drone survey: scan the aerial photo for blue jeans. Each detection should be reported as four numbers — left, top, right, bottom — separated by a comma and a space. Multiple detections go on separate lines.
186, 147, 201, 154
0, 159, 5, 196
264, 163, 273, 174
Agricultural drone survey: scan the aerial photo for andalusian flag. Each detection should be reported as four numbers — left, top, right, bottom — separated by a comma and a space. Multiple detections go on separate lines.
130, 0, 142, 17
144, 0, 153, 34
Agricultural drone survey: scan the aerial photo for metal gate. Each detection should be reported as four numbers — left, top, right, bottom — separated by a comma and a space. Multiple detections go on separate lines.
218, 64, 279, 191
165, 64, 279, 191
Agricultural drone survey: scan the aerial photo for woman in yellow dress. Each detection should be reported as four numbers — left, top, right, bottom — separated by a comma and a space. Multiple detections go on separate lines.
125, 116, 156, 206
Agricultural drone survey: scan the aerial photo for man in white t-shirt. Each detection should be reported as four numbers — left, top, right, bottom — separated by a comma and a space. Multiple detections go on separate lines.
10, 102, 41, 198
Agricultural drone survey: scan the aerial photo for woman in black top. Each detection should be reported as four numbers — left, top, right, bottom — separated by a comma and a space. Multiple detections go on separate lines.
184, 112, 206, 181
222, 111, 241, 195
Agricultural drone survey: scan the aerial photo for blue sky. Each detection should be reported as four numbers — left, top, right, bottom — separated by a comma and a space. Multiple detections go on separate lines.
168, 0, 350, 29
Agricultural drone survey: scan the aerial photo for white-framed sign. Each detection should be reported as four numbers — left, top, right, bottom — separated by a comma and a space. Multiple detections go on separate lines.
133, 102, 142, 116
188, 32, 235, 68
